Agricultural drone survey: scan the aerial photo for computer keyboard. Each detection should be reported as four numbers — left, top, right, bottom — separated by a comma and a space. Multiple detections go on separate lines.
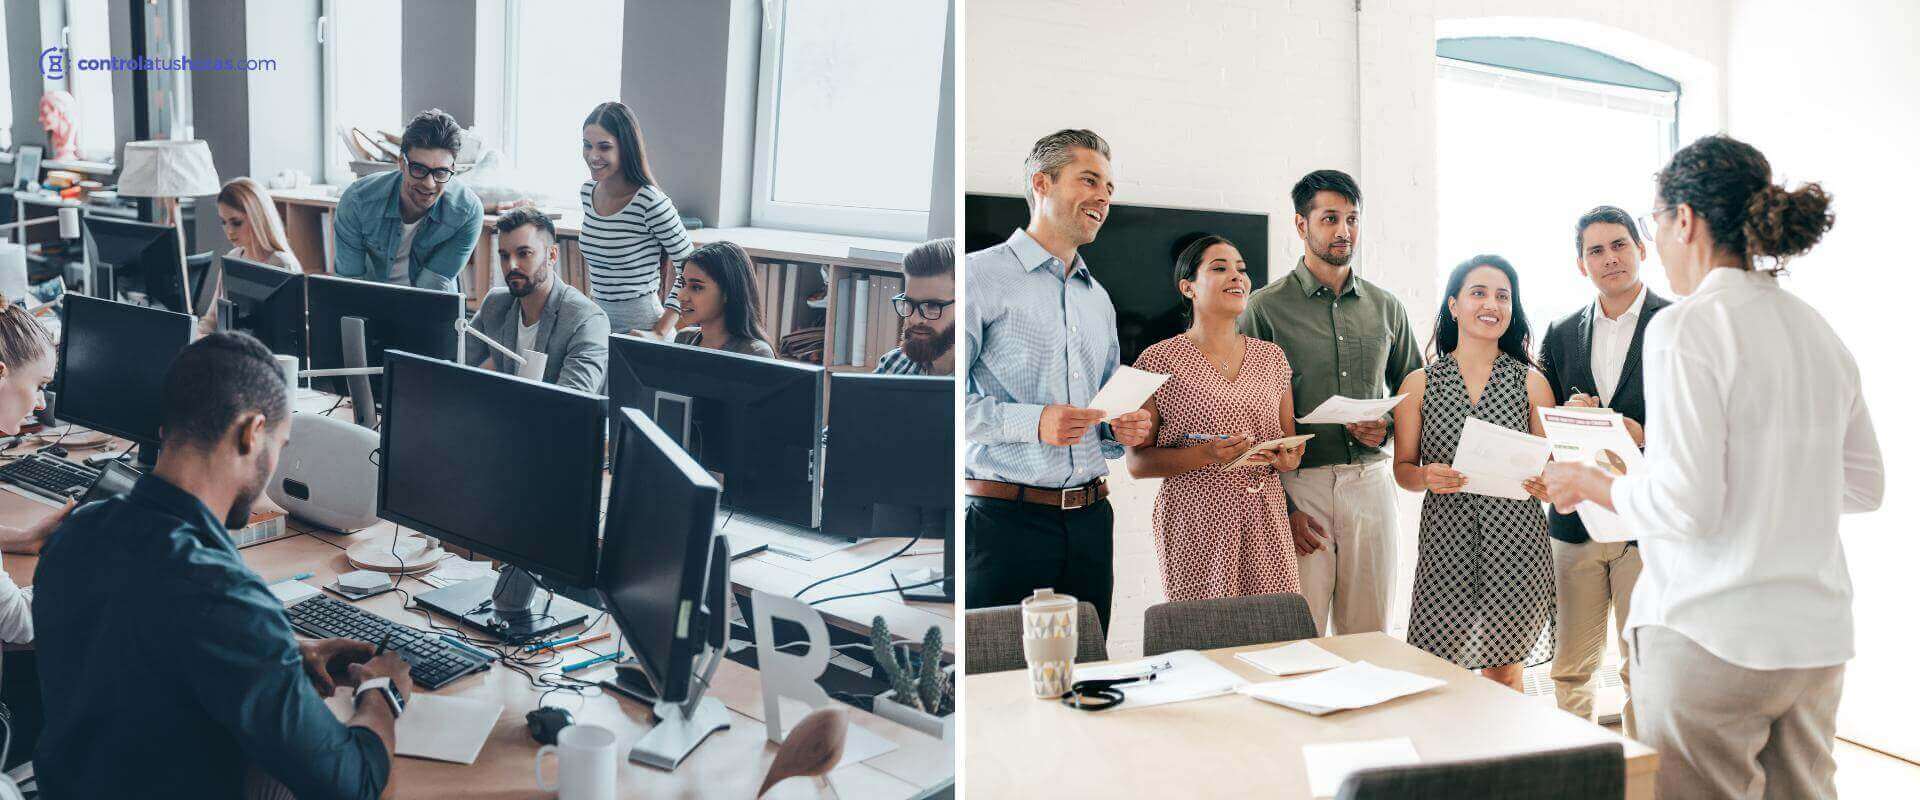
285, 595, 493, 690
0, 453, 100, 502
718, 508, 856, 561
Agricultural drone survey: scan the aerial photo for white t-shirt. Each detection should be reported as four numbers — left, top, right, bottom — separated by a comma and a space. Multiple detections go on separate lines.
388, 220, 421, 284
516, 313, 542, 369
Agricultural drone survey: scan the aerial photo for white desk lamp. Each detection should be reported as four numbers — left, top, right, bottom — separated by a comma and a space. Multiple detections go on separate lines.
117, 140, 219, 309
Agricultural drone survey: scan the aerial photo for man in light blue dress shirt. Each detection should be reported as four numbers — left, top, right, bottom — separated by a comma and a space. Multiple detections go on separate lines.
964, 129, 1150, 630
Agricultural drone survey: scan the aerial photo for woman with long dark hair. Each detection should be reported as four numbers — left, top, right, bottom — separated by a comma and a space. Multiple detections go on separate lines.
1126, 235, 1305, 600
1390, 254, 1558, 690
1543, 135, 1881, 799
580, 101, 696, 337
672, 241, 775, 358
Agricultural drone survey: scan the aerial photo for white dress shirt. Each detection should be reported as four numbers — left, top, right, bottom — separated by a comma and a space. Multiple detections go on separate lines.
1610, 268, 1883, 670
1590, 285, 1647, 405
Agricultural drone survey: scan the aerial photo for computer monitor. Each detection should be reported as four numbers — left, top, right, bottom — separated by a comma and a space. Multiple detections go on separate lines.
12, 146, 41, 191
54, 293, 194, 465
820, 373, 955, 601
606, 334, 824, 527
306, 274, 462, 423
220, 256, 306, 362
599, 406, 732, 768
185, 252, 217, 317
377, 350, 605, 641
82, 216, 190, 313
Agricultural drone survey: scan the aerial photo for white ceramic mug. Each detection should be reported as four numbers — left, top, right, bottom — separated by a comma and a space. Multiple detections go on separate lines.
534, 723, 618, 800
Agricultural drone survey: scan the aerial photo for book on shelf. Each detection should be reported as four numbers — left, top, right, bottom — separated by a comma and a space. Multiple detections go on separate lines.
833, 274, 854, 365
850, 276, 871, 366
867, 273, 902, 363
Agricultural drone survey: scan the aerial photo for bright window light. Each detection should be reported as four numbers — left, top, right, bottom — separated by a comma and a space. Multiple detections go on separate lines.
324, 0, 401, 184
505, 0, 623, 204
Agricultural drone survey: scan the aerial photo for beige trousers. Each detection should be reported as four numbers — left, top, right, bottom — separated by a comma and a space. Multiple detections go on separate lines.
1280, 461, 1398, 636
1632, 624, 1845, 800
1550, 538, 1641, 733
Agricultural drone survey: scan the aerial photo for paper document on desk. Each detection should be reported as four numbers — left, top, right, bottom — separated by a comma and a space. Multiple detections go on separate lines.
1450, 418, 1551, 501
1234, 641, 1349, 676
1074, 649, 1247, 710
1221, 434, 1314, 470
1538, 406, 1644, 542
1087, 366, 1170, 421
1303, 738, 1421, 798
1237, 661, 1444, 716
1297, 395, 1406, 425
325, 691, 503, 764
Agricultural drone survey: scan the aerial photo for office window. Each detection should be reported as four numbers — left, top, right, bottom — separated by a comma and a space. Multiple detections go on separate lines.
321, 0, 402, 185
752, 0, 948, 239
0, 7, 12, 150
1435, 47, 1679, 330
64, 0, 115, 162
500, 0, 623, 204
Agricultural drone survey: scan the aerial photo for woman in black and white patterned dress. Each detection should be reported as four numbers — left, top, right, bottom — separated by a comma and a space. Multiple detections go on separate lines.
1390, 254, 1559, 691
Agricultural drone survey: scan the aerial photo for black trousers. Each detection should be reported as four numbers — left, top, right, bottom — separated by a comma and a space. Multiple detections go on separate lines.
964, 496, 1114, 633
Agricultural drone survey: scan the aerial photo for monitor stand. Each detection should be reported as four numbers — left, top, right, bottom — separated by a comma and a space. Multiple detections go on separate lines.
340, 316, 378, 429
414, 565, 592, 643
629, 644, 731, 770
892, 508, 953, 603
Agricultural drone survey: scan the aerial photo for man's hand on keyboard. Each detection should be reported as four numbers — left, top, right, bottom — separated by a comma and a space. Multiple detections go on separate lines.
0, 498, 74, 555
300, 637, 376, 695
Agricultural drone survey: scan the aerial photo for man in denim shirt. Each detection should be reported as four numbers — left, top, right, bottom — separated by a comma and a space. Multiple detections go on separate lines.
333, 108, 484, 293
33, 334, 413, 799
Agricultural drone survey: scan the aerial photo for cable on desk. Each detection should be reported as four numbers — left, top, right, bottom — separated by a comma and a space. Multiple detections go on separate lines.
791, 531, 921, 600
808, 576, 943, 607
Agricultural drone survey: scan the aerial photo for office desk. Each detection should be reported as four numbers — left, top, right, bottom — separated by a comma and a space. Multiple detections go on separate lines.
962, 632, 1657, 799
0, 497, 952, 797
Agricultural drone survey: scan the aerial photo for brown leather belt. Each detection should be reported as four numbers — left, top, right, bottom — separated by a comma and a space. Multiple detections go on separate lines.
965, 478, 1109, 511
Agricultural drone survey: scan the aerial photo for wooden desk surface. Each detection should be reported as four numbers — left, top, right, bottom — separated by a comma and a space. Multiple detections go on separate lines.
1, 498, 952, 797
962, 632, 1656, 800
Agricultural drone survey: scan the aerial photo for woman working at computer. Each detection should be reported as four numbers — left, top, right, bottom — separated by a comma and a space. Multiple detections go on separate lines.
673, 241, 776, 358
217, 177, 301, 272
0, 298, 76, 642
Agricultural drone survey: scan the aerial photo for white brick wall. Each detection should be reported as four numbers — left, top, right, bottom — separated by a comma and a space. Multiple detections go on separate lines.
966, 0, 1727, 659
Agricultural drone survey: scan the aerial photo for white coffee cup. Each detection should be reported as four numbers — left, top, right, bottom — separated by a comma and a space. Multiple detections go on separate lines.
534, 723, 618, 800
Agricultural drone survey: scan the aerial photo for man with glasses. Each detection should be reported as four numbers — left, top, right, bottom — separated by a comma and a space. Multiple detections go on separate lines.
876, 238, 955, 376
332, 108, 484, 293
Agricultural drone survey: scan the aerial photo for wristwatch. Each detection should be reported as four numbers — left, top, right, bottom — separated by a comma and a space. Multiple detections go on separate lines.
355, 676, 406, 718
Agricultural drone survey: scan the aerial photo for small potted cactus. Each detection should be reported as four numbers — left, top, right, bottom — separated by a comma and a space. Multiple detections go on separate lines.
868, 616, 954, 741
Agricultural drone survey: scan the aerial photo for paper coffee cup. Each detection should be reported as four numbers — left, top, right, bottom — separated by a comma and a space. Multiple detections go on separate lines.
1022, 588, 1079, 699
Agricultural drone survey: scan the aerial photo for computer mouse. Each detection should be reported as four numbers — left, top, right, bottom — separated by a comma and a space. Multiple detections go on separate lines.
39, 444, 67, 459
526, 706, 574, 745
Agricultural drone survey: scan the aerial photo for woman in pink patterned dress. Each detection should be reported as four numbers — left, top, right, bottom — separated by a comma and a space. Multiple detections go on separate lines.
1127, 236, 1306, 601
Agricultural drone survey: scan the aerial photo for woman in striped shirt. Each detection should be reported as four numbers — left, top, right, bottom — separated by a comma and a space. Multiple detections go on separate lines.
580, 101, 696, 336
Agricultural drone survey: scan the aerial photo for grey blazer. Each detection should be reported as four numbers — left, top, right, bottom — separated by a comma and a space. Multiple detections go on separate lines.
465, 281, 610, 392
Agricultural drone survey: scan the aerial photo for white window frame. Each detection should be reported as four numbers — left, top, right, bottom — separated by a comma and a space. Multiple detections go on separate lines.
749, 0, 944, 240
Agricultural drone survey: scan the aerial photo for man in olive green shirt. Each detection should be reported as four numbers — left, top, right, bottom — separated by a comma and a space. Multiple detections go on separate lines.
1239, 170, 1422, 636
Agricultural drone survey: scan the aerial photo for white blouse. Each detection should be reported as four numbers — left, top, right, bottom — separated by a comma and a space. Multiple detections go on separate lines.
1610, 267, 1883, 670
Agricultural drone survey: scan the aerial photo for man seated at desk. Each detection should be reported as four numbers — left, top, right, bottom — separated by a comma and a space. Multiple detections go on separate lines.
876, 238, 956, 376
332, 108, 484, 293
464, 207, 609, 393
32, 333, 413, 800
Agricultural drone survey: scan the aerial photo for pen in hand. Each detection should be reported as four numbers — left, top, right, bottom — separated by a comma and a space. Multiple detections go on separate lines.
375, 630, 391, 658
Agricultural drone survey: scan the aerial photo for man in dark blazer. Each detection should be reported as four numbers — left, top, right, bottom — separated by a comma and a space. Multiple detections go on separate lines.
1537, 206, 1671, 736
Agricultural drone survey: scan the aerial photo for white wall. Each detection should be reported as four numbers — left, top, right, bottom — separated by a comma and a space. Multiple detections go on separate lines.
967, 0, 1728, 658
1725, 0, 1920, 761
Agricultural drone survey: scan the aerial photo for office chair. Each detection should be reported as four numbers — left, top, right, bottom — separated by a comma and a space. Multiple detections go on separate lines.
963, 602, 1107, 674
1141, 592, 1317, 656
1335, 742, 1625, 800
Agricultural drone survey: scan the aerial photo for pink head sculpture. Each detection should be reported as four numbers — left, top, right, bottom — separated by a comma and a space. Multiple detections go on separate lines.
38, 91, 79, 161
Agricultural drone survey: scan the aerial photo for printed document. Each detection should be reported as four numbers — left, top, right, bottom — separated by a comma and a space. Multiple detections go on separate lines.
1451, 417, 1551, 501
1298, 395, 1406, 425
1088, 366, 1171, 421
1538, 406, 1643, 541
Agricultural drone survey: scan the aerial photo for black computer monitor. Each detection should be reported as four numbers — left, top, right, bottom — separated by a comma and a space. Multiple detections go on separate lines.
82, 216, 190, 314
377, 350, 605, 640
54, 293, 194, 463
821, 373, 955, 601
185, 252, 217, 316
220, 256, 306, 362
599, 407, 723, 705
306, 274, 461, 416
606, 334, 824, 527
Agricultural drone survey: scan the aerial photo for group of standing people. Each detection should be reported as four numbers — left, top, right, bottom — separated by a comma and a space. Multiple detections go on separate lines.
967, 128, 1883, 799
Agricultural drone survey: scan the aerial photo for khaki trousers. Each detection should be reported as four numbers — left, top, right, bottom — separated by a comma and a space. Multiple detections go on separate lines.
1280, 461, 1398, 636
1550, 538, 1641, 733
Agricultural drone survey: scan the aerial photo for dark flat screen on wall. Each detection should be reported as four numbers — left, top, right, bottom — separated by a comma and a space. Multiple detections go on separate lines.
964, 193, 1269, 365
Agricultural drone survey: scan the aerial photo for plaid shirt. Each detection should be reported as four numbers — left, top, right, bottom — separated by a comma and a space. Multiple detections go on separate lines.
874, 347, 928, 375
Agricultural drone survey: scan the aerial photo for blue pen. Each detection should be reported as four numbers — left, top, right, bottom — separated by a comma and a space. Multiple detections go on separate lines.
290, 572, 314, 581
528, 634, 581, 652
561, 650, 624, 673
1183, 434, 1235, 441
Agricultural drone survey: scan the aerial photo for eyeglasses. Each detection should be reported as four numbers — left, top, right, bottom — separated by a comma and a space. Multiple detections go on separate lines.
892, 294, 954, 321
1636, 205, 1675, 237
404, 158, 458, 184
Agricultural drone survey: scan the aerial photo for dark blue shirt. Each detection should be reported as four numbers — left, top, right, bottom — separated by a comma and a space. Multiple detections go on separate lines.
32, 475, 389, 799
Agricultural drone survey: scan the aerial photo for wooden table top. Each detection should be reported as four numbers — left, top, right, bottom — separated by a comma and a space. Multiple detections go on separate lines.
961, 632, 1656, 800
